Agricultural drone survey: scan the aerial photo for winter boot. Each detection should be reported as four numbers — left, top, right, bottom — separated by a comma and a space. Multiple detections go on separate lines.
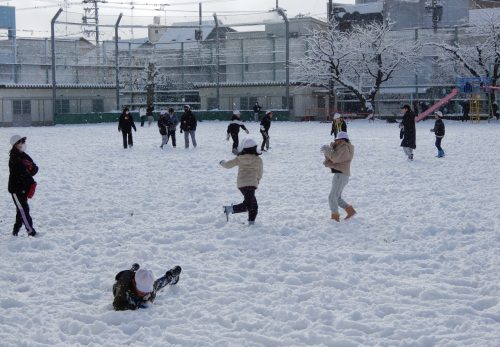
165, 265, 182, 285
231, 148, 238, 155
27, 230, 37, 237
223, 205, 233, 222
344, 205, 357, 220
437, 149, 445, 158
331, 212, 340, 222
12, 228, 19, 236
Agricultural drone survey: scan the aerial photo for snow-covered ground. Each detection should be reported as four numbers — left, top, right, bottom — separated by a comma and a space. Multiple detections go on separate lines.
0, 120, 499, 346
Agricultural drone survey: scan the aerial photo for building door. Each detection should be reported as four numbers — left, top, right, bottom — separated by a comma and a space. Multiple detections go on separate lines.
12, 100, 32, 127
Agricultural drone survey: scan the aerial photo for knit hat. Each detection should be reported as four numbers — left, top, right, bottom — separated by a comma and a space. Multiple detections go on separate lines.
233, 110, 240, 116
333, 113, 342, 120
242, 138, 257, 149
160, 110, 167, 116
335, 131, 349, 141
135, 269, 155, 293
401, 104, 411, 111
434, 111, 443, 118
265, 110, 272, 116
184, 105, 191, 110
10, 135, 26, 146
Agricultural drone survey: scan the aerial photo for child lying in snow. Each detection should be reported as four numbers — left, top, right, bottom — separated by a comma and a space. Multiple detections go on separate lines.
112, 263, 181, 311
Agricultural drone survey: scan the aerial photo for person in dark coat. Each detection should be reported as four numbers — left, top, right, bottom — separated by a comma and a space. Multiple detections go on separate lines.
146, 104, 155, 126
399, 104, 416, 160
430, 111, 446, 158
227, 110, 249, 154
331, 113, 347, 137
167, 108, 179, 148
118, 107, 137, 149
492, 101, 499, 120
252, 102, 261, 122
158, 110, 169, 149
112, 264, 181, 311
180, 105, 197, 148
260, 111, 272, 152
461, 100, 470, 122
8, 135, 38, 237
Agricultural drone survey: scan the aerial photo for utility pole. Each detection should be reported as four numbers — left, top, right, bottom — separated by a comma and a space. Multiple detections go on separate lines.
82, 0, 106, 62
276, 7, 290, 113
425, 0, 444, 33
213, 13, 220, 110
52, 8, 64, 120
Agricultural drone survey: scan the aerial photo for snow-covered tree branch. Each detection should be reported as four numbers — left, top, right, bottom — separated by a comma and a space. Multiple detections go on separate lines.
295, 20, 422, 113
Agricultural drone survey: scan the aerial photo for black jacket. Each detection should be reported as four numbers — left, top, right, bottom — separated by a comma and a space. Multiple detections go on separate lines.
118, 113, 137, 133
331, 120, 347, 137
180, 110, 197, 131
400, 110, 416, 149
8, 148, 38, 194
253, 104, 261, 113
158, 115, 168, 135
432, 119, 445, 137
146, 106, 154, 117
112, 270, 156, 311
227, 116, 248, 136
260, 114, 271, 132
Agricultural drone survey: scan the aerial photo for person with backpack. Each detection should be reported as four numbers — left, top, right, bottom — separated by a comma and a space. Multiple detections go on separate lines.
112, 263, 182, 311
167, 108, 179, 148
220, 138, 263, 225
331, 113, 347, 138
8, 135, 38, 237
118, 107, 137, 149
227, 110, 249, 154
158, 110, 169, 149
430, 111, 446, 158
180, 105, 197, 148
260, 111, 272, 152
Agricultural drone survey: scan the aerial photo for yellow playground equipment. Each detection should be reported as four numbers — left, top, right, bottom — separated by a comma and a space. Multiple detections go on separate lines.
469, 95, 481, 123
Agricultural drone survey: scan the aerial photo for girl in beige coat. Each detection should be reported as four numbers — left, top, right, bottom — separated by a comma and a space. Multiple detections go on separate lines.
220, 138, 263, 225
321, 131, 356, 222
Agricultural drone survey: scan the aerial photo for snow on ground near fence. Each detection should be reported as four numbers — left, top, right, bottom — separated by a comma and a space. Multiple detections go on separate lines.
0, 120, 499, 346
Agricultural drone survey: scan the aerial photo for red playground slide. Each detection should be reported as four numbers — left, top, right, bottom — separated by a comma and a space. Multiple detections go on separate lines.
416, 88, 460, 122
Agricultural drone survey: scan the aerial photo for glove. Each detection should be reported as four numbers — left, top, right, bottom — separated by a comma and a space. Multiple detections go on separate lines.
430, 129, 434, 132
245, 129, 249, 134
27, 182, 37, 199
180, 129, 183, 133
226, 134, 230, 141
260, 126, 265, 131
320, 145, 330, 153
219, 160, 226, 166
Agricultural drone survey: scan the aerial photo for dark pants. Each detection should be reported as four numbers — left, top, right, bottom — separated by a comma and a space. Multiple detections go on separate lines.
260, 130, 269, 151
167, 130, 176, 147
231, 133, 239, 150
12, 193, 35, 235
140, 116, 146, 127
122, 131, 133, 148
435, 137, 443, 151
462, 112, 469, 122
233, 186, 258, 222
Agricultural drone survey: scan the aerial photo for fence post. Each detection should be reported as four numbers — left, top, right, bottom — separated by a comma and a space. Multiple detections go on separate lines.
115, 13, 123, 111
213, 13, 220, 110
51, 8, 63, 120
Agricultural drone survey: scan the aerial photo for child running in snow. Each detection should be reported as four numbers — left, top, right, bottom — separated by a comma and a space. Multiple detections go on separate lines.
112, 263, 181, 311
321, 131, 356, 222
430, 111, 445, 157
227, 110, 249, 154
220, 138, 263, 225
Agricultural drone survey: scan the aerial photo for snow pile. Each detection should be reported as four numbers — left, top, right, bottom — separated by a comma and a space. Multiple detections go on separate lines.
0, 121, 499, 346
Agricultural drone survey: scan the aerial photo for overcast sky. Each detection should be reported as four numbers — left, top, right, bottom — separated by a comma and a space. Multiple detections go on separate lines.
1, 0, 354, 38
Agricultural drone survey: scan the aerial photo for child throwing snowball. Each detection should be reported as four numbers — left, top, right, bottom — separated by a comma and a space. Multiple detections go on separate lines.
220, 138, 263, 225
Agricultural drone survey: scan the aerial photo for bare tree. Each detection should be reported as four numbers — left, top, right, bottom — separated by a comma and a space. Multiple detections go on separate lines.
296, 20, 422, 114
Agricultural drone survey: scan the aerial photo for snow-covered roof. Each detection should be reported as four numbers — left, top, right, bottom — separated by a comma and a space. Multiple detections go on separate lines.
155, 21, 217, 45
194, 81, 302, 88
337, 2, 383, 17
0, 83, 117, 89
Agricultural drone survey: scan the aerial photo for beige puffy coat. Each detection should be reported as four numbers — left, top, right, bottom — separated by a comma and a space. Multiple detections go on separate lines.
323, 141, 354, 176
221, 154, 263, 188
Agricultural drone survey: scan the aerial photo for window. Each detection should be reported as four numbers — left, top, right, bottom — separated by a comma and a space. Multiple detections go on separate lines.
13, 100, 31, 115
282, 96, 294, 110
249, 97, 258, 107
207, 97, 218, 110
245, 57, 249, 72
317, 96, 326, 109
240, 97, 249, 110
55, 100, 70, 114
92, 99, 104, 113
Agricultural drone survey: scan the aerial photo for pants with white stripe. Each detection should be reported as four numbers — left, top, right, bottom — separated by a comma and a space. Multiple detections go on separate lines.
12, 193, 35, 234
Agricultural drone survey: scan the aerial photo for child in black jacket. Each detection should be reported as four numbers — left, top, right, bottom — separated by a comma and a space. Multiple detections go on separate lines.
8, 135, 38, 236
227, 110, 249, 154
112, 264, 181, 311
118, 107, 137, 148
430, 111, 445, 158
